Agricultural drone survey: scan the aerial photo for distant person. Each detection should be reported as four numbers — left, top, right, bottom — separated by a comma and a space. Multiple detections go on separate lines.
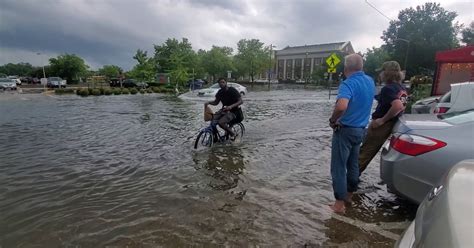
328, 54, 375, 214
204, 78, 243, 140
358, 61, 407, 175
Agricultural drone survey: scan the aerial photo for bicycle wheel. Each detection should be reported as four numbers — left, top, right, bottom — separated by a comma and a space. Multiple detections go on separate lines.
194, 130, 213, 149
231, 123, 245, 143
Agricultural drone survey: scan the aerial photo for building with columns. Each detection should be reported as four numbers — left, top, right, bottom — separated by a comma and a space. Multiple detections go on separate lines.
274, 41, 354, 81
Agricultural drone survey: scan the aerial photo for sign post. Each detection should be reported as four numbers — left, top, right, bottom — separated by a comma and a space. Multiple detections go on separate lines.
325, 53, 341, 99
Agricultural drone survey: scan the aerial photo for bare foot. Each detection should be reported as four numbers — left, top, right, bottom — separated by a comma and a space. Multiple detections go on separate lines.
329, 200, 346, 214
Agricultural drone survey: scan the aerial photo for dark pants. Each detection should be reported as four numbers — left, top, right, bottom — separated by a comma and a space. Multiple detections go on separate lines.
358, 119, 396, 174
331, 126, 366, 200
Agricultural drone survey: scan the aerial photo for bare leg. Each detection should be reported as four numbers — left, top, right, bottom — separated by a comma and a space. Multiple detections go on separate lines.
218, 122, 235, 137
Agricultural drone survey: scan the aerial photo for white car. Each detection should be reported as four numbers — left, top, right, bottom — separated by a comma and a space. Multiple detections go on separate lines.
197, 82, 247, 97
7, 76, 21, 85
433, 82, 474, 114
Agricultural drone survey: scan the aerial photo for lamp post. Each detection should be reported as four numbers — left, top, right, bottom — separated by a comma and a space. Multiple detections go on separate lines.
268, 44, 276, 85
396, 38, 410, 72
36, 52, 47, 90
305, 52, 309, 84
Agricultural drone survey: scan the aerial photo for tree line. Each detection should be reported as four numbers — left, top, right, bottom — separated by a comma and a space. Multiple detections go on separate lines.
1, 2, 473, 85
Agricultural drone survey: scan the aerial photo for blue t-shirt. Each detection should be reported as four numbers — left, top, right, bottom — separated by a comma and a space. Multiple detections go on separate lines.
336, 71, 375, 128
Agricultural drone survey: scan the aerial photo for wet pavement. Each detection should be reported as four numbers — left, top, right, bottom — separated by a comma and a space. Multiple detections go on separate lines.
0, 85, 417, 247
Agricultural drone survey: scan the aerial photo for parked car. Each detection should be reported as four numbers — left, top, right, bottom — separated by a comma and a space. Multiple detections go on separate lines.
411, 96, 440, 114
396, 160, 474, 247
47, 77, 67, 88
380, 110, 474, 204
187, 79, 204, 89
0, 78, 17, 90
7, 76, 21, 85
433, 82, 474, 114
197, 82, 247, 97
123, 79, 148, 89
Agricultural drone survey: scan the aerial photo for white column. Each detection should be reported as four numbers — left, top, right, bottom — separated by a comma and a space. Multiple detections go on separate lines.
283, 59, 287, 79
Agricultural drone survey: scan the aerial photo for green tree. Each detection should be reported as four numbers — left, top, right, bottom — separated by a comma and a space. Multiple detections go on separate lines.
201, 46, 234, 81
381, 2, 460, 77
363, 47, 390, 81
49, 54, 89, 82
128, 49, 155, 82
461, 21, 474, 45
0, 62, 35, 76
234, 39, 269, 82
98, 65, 122, 79
154, 38, 196, 73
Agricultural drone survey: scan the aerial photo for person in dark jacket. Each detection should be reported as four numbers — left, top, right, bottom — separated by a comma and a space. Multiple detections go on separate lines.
358, 61, 407, 175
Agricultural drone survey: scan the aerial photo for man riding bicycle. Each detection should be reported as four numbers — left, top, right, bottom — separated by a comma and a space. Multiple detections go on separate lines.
204, 77, 243, 140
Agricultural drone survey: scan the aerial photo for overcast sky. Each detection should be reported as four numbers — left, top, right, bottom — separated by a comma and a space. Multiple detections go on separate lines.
0, 0, 472, 70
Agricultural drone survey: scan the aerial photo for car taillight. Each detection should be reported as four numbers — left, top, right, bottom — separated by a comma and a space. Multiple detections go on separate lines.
390, 134, 446, 156
434, 107, 450, 114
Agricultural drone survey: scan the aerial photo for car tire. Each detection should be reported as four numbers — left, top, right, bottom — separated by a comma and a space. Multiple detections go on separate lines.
240, 91, 245, 95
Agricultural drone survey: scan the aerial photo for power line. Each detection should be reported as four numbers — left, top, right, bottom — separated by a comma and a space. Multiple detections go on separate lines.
365, 0, 392, 22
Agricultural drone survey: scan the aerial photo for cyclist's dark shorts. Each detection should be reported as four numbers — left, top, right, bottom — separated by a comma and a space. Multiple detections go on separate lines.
213, 110, 236, 124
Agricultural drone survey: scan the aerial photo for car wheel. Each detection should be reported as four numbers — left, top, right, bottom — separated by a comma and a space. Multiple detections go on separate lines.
240, 91, 245, 95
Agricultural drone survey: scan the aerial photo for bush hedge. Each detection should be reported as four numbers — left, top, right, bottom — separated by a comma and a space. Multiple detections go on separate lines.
130, 88, 138, 94
55, 88, 75, 94
121, 88, 130, 94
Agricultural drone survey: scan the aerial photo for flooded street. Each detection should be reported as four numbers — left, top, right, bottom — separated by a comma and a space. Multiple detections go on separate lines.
0, 86, 416, 247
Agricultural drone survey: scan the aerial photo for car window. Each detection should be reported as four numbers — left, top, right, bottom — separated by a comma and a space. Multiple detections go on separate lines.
439, 91, 451, 103
210, 84, 220, 88
438, 109, 474, 125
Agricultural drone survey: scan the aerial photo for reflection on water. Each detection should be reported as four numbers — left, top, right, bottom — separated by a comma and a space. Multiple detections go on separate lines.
0, 89, 416, 246
193, 147, 246, 191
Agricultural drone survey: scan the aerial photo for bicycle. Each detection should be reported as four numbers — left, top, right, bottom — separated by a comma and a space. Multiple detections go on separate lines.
194, 114, 245, 149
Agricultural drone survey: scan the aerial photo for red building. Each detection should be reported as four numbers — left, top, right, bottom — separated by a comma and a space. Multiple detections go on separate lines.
432, 45, 474, 95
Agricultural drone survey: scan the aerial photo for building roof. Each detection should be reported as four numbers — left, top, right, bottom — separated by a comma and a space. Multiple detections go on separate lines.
275, 41, 352, 55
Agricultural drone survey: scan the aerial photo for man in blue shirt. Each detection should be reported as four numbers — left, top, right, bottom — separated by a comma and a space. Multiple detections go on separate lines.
328, 54, 375, 213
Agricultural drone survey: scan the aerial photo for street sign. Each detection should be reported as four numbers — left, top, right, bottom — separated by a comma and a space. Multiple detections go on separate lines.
327, 67, 336, 73
326, 53, 341, 68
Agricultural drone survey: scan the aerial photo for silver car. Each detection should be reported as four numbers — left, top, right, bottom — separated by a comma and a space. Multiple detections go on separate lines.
396, 160, 474, 247
0, 78, 17, 90
380, 110, 474, 204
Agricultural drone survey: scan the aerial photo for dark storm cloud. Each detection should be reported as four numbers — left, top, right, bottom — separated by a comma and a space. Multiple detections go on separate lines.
0, 0, 471, 69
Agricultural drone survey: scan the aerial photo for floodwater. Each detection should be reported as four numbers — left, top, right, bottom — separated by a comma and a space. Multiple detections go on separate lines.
0, 86, 416, 247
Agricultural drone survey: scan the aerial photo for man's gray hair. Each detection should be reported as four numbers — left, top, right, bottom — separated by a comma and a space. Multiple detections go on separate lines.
344, 54, 363, 72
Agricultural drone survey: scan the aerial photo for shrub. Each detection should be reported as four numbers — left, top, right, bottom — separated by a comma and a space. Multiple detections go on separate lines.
121, 88, 130, 94
152, 87, 161, 93
146, 88, 153, 93
91, 88, 101, 96
77, 88, 89, 96
147, 82, 161, 87
55, 88, 75, 94
130, 88, 138, 94
104, 88, 113, 95
99, 88, 105, 95
406, 84, 432, 113
113, 88, 122, 95
139, 89, 146, 94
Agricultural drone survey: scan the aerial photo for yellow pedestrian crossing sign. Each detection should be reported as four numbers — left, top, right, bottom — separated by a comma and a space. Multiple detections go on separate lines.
327, 67, 336, 73
326, 53, 340, 68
